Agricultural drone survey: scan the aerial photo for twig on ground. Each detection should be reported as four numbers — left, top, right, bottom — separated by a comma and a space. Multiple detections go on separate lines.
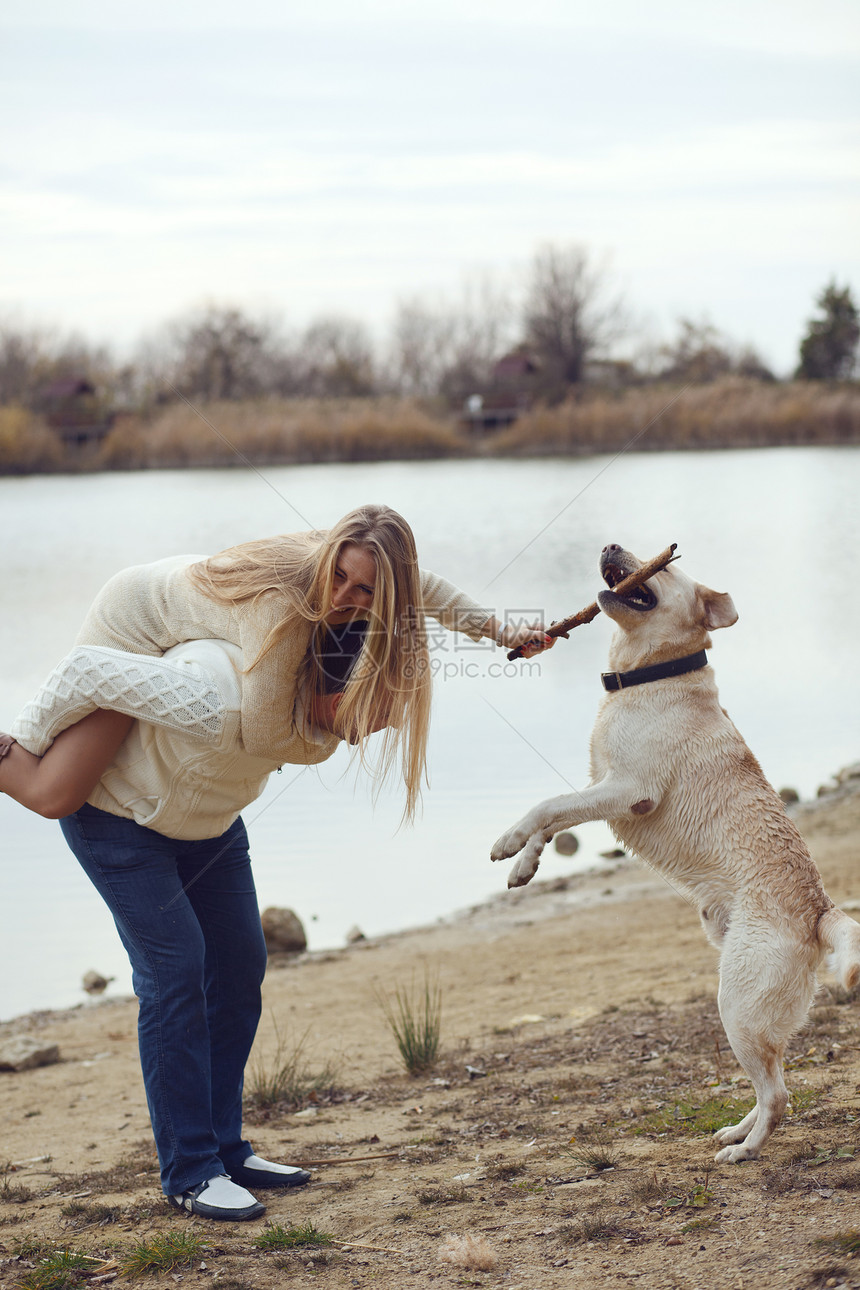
335, 1239, 405, 1254
292, 1151, 403, 1166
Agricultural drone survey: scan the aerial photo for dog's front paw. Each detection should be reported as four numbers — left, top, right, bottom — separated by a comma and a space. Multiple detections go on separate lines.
506, 835, 546, 888
712, 1105, 758, 1148
714, 1142, 759, 1165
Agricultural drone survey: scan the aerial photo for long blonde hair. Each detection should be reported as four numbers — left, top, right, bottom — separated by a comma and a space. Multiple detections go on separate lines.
187, 504, 432, 819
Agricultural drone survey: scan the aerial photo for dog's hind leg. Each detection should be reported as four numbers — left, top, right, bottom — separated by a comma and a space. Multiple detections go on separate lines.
712, 934, 816, 1164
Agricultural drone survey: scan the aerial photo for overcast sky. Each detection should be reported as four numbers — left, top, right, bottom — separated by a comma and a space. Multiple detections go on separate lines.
1, 0, 858, 375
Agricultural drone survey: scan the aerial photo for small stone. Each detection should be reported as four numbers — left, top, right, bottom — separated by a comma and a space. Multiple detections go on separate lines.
345, 924, 366, 944
554, 831, 578, 856
82, 970, 114, 995
0, 1035, 61, 1072
260, 907, 307, 954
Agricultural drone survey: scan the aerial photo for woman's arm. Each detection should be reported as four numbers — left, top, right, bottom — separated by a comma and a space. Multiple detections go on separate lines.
419, 570, 552, 654
0, 710, 133, 819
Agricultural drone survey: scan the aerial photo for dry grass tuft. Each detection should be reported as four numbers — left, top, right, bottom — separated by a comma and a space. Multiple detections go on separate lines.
437, 1232, 499, 1271
246, 1022, 340, 1113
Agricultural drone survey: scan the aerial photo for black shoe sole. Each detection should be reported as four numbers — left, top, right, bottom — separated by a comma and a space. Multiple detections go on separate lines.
167, 1193, 266, 1221
228, 1165, 311, 1190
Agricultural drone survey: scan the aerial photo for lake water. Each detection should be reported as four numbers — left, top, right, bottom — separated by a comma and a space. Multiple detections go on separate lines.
2, 447, 859, 1020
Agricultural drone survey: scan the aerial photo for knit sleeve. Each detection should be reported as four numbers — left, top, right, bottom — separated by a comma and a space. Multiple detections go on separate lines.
419, 569, 493, 643
74, 556, 338, 766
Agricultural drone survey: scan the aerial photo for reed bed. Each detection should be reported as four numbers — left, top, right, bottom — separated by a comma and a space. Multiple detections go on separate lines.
486, 378, 860, 456
97, 396, 468, 471
1, 381, 858, 475
0, 404, 64, 474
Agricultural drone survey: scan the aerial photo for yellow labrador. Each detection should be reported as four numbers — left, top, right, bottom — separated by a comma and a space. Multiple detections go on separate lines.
491, 543, 860, 1163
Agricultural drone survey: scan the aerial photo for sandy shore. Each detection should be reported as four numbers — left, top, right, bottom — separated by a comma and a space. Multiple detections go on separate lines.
1, 779, 859, 1289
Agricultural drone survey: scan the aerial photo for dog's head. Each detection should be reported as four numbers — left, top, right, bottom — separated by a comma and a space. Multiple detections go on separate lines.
597, 544, 737, 669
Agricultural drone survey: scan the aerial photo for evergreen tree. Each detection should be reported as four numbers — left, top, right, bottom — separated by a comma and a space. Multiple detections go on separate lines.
796, 281, 859, 380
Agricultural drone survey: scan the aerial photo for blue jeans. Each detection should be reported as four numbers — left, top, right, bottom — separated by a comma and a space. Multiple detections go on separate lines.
60, 804, 268, 1196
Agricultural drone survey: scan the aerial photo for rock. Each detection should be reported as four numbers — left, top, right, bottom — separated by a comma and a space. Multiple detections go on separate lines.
778, 787, 799, 805
0, 1035, 61, 1072
345, 924, 366, 944
82, 970, 114, 995
554, 831, 579, 856
260, 907, 307, 954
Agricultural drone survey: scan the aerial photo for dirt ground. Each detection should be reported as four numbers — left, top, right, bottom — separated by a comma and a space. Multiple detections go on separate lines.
1, 786, 859, 1290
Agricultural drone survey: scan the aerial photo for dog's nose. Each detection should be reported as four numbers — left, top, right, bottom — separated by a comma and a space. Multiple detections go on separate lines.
602, 543, 622, 556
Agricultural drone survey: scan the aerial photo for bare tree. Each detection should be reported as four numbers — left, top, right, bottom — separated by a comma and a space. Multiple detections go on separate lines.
0, 317, 117, 407
523, 243, 625, 402
654, 318, 774, 384
387, 276, 514, 402
151, 304, 286, 402
295, 316, 378, 397
388, 299, 452, 397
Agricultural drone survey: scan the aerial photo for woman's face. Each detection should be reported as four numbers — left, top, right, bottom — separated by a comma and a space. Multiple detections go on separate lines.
326, 542, 377, 624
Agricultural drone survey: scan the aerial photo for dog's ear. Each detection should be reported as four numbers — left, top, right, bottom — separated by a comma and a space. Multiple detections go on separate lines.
700, 588, 738, 630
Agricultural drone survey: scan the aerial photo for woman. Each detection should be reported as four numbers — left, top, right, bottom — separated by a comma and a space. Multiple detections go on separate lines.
1, 504, 550, 1222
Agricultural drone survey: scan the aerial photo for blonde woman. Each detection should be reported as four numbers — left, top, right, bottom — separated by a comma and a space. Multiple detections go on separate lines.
1, 503, 550, 1222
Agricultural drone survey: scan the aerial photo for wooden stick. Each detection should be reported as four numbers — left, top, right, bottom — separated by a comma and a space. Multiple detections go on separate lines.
507, 543, 679, 660
291, 1151, 403, 1166
334, 1239, 406, 1255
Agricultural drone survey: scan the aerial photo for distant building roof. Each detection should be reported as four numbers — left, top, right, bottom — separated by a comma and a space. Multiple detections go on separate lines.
491, 348, 541, 386
40, 376, 96, 401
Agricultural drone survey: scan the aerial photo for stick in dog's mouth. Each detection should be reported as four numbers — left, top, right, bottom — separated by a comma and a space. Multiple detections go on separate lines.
601, 561, 659, 610
505, 543, 678, 659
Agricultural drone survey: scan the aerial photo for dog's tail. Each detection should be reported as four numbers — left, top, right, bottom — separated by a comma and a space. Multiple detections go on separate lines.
818, 907, 860, 992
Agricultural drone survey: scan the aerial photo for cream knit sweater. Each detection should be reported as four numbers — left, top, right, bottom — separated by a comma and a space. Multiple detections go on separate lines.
73, 554, 492, 763
43, 551, 493, 839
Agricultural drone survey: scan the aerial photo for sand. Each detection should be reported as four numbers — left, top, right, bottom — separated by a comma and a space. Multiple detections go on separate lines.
1, 783, 859, 1289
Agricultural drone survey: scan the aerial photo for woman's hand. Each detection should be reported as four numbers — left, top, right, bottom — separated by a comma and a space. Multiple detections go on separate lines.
486, 618, 555, 658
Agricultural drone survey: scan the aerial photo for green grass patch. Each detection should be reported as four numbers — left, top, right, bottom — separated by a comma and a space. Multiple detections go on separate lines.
246, 1021, 339, 1112
814, 1230, 860, 1255
681, 1214, 719, 1234
376, 971, 442, 1076
634, 1094, 755, 1136
633, 1086, 823, 1138
121, 1229, 206, 1276
17, 1249, 96, 1290
254, 1222, 333, 1251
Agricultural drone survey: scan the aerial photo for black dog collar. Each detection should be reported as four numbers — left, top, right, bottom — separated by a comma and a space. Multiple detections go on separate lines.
601, 649, 709, 692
